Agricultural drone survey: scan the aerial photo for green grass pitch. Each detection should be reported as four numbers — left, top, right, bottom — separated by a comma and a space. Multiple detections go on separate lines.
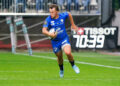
0, 51, 120, 86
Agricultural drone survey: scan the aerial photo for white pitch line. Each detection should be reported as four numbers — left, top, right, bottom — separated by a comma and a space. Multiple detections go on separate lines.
16, 53, 120, 70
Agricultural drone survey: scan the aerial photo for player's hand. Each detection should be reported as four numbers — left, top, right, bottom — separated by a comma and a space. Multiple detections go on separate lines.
71, 25, 78, 32
49, 32, 57, 39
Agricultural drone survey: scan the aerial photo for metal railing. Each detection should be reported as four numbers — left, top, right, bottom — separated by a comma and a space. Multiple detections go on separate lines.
0, 0, 101, 16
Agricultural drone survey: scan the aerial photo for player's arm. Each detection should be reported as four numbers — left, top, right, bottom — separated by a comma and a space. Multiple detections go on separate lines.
68, 12, 78, 31
42, 18, 57, 38
42, 27, 57, 38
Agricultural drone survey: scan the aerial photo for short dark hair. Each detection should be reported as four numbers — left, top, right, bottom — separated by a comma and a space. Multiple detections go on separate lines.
49, 4, 59, 11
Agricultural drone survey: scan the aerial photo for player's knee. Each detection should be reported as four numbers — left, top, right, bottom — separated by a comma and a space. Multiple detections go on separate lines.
65, 51, 71, 56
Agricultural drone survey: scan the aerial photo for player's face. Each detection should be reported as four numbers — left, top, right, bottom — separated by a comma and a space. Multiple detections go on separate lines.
49, 8, 58, 19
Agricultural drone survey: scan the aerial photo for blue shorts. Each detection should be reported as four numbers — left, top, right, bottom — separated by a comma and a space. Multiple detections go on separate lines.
51, 37, 70, 53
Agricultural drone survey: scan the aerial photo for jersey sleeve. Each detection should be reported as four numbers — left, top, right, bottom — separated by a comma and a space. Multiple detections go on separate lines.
43, 17, 50, 28
63, 12, 69, 19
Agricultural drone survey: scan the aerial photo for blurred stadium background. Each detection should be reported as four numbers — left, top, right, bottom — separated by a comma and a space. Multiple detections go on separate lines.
0, 0, 120, 86
0, 0, 119, 52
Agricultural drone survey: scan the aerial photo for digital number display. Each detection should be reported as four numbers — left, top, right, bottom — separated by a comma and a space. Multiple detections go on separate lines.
73, 35, 105, 48
71, 27, 117, 49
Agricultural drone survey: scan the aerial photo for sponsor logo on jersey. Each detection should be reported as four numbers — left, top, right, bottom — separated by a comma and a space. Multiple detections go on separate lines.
51, 21, 55, 26
61, 19, 64, 23
44, 21, 47, 25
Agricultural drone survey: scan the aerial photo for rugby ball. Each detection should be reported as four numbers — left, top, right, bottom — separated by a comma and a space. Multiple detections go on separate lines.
48, 28, 56, 40
49, 28, 55, 33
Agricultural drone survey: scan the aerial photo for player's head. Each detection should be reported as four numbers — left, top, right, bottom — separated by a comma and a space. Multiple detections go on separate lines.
49, 4, 59, 19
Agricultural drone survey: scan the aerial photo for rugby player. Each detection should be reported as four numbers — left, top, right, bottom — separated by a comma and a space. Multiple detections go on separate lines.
42, 4, 80, 78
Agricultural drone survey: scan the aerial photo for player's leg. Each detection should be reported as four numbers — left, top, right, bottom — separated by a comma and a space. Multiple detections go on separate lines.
55, 50, 63, 66
55, 50, 64, 77
52, 41, 64, 77
62, 44, 80, 74
62, 44, 74, 65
